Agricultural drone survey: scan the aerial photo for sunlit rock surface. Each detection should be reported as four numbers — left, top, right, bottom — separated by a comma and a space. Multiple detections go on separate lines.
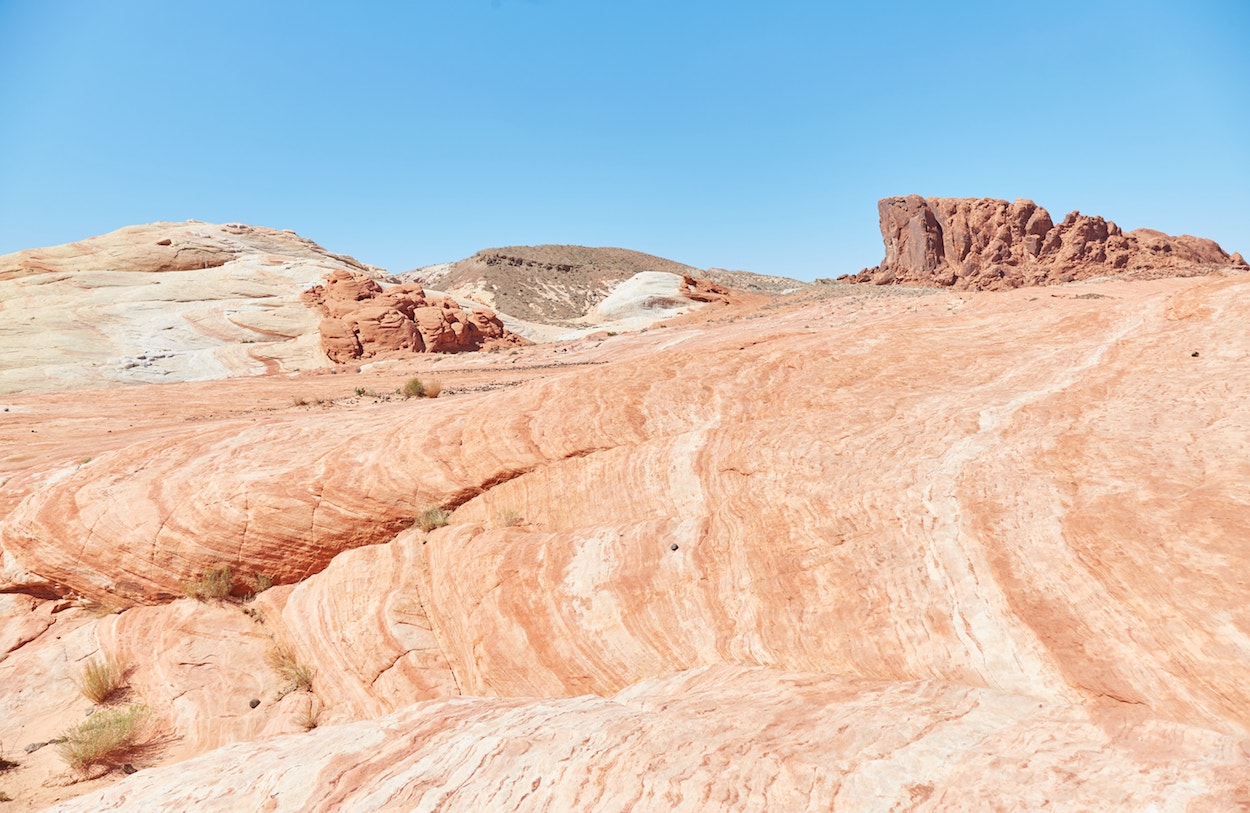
2, 269, 1249, 809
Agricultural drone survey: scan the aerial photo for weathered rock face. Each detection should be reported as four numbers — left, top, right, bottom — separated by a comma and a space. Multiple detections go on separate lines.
0, 222, 387, 394
42, 666, 1250, 812
301, 270, 526, 361
849, 195, 1246, 290
0, 221, 377, 282
4, 273, 1250, 808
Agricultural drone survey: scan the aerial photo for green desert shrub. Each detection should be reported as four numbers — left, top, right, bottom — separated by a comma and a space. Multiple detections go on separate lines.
57, 704, 150, 774
75, 658, 128, 705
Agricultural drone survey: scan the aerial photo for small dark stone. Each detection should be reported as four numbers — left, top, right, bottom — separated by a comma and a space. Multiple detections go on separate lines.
249, 698, 260, 709
670, 544, 679, 551
24, 741, 46, 754
1191, 351, 1199, 357
122, 763, 137, 774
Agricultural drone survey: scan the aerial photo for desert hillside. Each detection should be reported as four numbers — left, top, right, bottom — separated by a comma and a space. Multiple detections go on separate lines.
2, 241, 1249, 808
405, 245, 718, 325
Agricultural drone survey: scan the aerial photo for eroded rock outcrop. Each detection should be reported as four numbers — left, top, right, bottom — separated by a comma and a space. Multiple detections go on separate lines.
301, 270, 526, 361
848, 195, 1246, 290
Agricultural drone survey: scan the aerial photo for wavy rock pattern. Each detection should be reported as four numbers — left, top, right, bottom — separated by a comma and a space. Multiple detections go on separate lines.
2, 273, 1250, 807
0, 222, 379, 394
44, 666, 1250, 812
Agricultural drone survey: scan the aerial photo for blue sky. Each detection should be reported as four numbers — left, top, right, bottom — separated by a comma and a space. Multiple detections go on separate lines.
1, 0, 1246, 279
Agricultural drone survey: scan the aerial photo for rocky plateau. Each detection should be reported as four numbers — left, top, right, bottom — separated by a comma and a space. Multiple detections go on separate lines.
0, 207, 1249, 810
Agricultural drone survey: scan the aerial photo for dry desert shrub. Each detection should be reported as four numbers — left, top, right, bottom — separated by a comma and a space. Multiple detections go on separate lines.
495, 509, 522, 528
57, 704, 150, 774
294, 697, 322, 732
403, 377, 441, 398
415, 505, 450, 532
243, 571, 274, 597
75, 658, 128, 705
267, 643, 314, 698
182, 565, 233, 601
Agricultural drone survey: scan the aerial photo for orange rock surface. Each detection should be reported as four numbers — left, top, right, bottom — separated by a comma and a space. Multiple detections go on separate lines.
2, 271, 1250, 809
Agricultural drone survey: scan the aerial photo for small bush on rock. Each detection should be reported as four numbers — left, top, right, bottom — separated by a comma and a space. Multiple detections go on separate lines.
57, 704, 150, 774
76, 658, 128, 705
267, 643, 314, 698
183, 566, 233, 601
495, 509, 522, 528
415, 506, 450, 532
403, 377, 441, 398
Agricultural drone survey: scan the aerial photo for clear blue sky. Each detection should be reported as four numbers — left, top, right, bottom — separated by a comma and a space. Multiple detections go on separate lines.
1, 1, 1246, 279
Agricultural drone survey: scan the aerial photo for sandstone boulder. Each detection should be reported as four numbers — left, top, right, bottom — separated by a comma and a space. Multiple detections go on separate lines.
301, 270, 526, 361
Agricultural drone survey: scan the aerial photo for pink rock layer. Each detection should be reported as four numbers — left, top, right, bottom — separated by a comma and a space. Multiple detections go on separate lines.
847, 195, 1247, 290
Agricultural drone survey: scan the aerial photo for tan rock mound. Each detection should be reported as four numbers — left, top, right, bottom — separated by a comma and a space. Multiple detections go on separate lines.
301, 270, 527, 362
0, 221, 376, 282
0, 222, 386, 394
847, 195, 1246, 290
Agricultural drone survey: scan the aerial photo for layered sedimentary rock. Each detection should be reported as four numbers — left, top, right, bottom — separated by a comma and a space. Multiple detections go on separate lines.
0, 222, 383, 394
848, 195, 1246, 290
43, 666, 1250, 812
300, 269, 525, 362
3, 272, 1250, 808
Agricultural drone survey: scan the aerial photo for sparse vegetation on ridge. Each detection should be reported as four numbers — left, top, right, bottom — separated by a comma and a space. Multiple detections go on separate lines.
495, 509, 522, 528
267, 643, 314, 698
182, 565, 233, 601
243, 571, 274, 597
57, 704, 150, 774
402, 377, 441, 398
75, 658, 128, 705
295, 698, 322, 731
415, 505, 450, 532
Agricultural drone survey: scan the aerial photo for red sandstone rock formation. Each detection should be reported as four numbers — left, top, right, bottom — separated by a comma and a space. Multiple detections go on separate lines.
848, 195, 1246, 290
679, 273, 731, 304
301, 269, 527, 361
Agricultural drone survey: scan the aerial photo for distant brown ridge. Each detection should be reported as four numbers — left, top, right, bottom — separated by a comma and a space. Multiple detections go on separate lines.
845, 195, 1247, 291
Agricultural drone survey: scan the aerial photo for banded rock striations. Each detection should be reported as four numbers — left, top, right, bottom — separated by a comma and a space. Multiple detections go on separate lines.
3, 244, 1250, 808
847, 195, 1247, 290
2, 218, 1250, 805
